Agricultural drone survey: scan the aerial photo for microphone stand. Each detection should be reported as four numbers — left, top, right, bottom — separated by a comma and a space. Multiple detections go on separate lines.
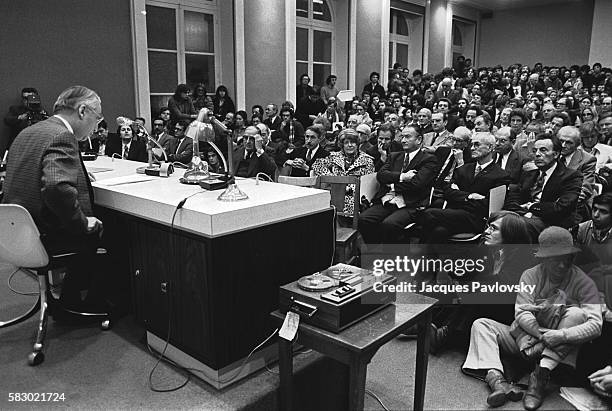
134, 123, 173, 177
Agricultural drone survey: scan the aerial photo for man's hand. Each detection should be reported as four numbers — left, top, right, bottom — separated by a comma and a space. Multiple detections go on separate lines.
590, 366, 612, 394
254, 135, 264, 153
18, 113, 29, 121
292, 158, 309, 171
540, 329, 565, 347
86, 217, 103, 237
400, 170, 417, 182
467, 193, 485, 200
422, 146, 436, 153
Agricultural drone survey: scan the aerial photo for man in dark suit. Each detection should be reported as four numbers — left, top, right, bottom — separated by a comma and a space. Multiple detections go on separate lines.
167, 120, 193, 164
362, 71, 386, 99
434, 78, 461, 106
105, 123, 147, 162
263, 104, 282, 131
283, 124, 329, 177
504, 134, 582, 228
494, 127, 526, 184
420, 132, 512, 243
2, 85, 106, 309
358, 125, 440, 244
232, 126, 277, 179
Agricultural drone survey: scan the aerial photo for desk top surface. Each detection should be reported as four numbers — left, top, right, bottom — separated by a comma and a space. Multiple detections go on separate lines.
271, 294, 436, 352
86, 156, 330, 237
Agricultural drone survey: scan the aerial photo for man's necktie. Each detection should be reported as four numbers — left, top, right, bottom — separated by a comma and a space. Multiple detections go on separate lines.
402, 153, 411, 172
306, 149, 312, 162
531, 171, 545, 201
123, 145, 129, 159
474, 164, 482, 177
496, 153, 503, 165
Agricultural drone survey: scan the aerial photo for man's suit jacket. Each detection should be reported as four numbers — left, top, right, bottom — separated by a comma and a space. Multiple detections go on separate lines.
2, 116, 93, 236
504, 163, 582, 228
287, 145, 329, 177
370, 140, 403, 171
445, 162, 512, 218
422, 129, 453, 148
565, 149, 596, 205
168, 137, 194, 164
374, 150, 440, 208
156, 132, 173, 154
362, 83, 386, 98
232, 146, 277, 178
494, 149, 525, 184
105, 134, 148, 162
264, 116, 282, 131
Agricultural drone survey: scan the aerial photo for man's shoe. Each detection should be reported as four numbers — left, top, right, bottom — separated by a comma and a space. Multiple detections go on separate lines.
523, 365, 550, 411
485, 369, 524, 407
430, 324, 450, 354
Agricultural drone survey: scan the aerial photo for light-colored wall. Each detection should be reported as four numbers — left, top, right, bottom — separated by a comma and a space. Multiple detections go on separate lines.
589, 0, 612, 67
479, 0, 594, 68
0, 0, 135, 153
426, 0, 448, 73
355, 0, 384, 94
243, 0, 287, 110
407, 14, 424, 72
333, 0, 350, 91
219, 0, 236, 104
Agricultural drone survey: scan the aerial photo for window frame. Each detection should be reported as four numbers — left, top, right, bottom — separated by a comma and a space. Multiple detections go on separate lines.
388, 8, 413, 70
138, 0, 221, 120
295, 0, 335, 88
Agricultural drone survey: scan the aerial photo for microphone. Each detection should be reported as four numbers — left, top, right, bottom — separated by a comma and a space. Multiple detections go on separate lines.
117, 115, 172, 176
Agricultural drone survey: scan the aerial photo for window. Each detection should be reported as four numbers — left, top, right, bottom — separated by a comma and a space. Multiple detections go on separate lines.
146, 1, 218, 117
296, 0, 334, 89
388, 8, 410, 69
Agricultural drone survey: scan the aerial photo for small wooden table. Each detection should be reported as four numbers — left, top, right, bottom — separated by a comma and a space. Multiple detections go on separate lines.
271, 293, 437, 411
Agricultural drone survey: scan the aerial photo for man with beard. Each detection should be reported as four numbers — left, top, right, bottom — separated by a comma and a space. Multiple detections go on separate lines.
463, 227, 601, 410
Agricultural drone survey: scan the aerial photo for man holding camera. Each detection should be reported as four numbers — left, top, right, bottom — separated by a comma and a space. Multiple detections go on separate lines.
4, 87, 49, 149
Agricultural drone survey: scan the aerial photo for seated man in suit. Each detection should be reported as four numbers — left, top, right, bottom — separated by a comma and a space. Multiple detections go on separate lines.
3, 85, 107, 310
504, 133, 582, 228
264, 103, 282, 131
422, 112, 453, 152
105, 121, 147, 162
358, 125, 439, 244
167, 120, 193, 164
371, 123, 403, 171
283, 124, 329, 177
420, 132, 512, 243
494, 126, 526, 183
152, 117, 173, 155
558, 125, 596, 223
233, 126, 277, 179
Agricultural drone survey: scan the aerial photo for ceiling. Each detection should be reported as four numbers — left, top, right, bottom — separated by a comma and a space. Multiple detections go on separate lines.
450, 0, 585, 12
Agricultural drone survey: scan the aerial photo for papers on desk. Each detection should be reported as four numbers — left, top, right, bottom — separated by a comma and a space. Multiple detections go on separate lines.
88, 167, 114, 174
559, 387, 610, 411
96, 174, 156, 186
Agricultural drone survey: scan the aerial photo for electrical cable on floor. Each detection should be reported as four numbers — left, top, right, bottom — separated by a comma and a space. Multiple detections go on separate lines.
147, 191, 204, 392
7, 267, 38, 296
365, 389, 390, 411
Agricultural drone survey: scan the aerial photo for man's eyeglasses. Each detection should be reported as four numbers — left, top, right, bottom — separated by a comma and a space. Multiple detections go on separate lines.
174, 127, 184, 132
84, 104, 104, 125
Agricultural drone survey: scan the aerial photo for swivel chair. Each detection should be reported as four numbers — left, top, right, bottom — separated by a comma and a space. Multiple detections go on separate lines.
0, 204, 110, 366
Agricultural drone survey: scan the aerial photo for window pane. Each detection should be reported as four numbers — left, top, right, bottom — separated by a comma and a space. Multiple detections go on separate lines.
150, 95, 171, 120
146, 6, 176, 50
397, 43, 409, 68
148, 51, 178, 93
313, 64, 331, 88
296, 0, 308, 18
296, 27, 308, 61
186, 54, 215, 92
453, 24, 463, 46
184, 11, 214, 53
313, 30, 331, 62
313, 0, 331, 22
297, 62, 308, 83
395, 12, 409, 36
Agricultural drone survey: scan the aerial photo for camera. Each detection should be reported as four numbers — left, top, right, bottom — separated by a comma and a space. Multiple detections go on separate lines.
24, 94, 49, 125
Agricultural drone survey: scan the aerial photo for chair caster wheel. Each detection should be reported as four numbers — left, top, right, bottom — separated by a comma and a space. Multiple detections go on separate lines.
101, 319, 111, 330
28, 351, 45, 366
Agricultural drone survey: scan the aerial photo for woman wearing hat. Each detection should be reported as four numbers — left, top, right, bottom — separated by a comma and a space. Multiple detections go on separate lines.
312, 128, 374, 218
462, 226, 602, 410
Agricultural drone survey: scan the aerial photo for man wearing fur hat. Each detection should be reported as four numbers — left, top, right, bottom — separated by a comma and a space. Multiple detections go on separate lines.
462, 226, 602, 410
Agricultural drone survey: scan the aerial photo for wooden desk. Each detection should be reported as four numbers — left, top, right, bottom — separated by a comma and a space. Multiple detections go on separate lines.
85, 157, 334, 387
272, 294, 437, 411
